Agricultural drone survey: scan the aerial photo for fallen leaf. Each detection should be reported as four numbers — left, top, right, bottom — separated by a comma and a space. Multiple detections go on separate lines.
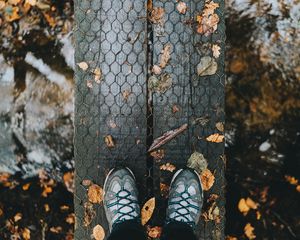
105, 135, 115, 148
177, 2, 187, 14
150, 149, 165, 160
196, 1, 219, 36
285, 175, 298, 185
206, 133, 224, 143
148, 124, 188, 152
94, 68, 102, 83
226, 237, 238, 240
246, 198, 258, 210
88, 184, 103, 204
149, 7, 165, 24
296, 185, 300, 192
84, 202, 96, 227
42, 186, 53, 197
50, 226, 62, 233
152, 65, 162, 75
43, 12, 56, 28
160, 183, 169, 198
122, 89, 131, 101
109, 120, 117, 128
0, 207, 3, 217
5, 6, 21, 22
215, 122, 224, 132
0, 1, 5, 10
230, 59, 246, 74
238, 198, 250, 215
63, 171, 74, 193
200, 169, 215, 191
25, 0, 36, 6
82, 179, 92, 186
197, 56, 218, 76
22, 183, 30, 191
160, 163, 176, 172
60, 205, 69, 211
244, 223, 256, 239
141, 197, 155, 225
66, 213, 75, 224
36, 0, 50, 9
202, 202, 220, 222
256, 211, 261, 220
187, 151, 208, 175
93, 225, 105, 240
77, 62, 89, 71
44, 204, 50, 212
22, 228, 31, 240
172, 105, 180, 113
86, 80, 93, 88
159, 44, 171, 68
192, 116, 210, 126
14, 213, 22, 222
212, 44, 221, 58
147, 226, 162, 238
8, 0, 21, 6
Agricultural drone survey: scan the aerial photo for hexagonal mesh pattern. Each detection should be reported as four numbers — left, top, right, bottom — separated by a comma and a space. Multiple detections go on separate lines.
74, 0, 225, 239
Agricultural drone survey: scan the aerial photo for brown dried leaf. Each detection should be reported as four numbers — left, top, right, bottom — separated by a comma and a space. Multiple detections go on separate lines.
93, 224, 105, 240
200, 169, 215, 191
152, 65, 162, 75
196, 4, 220, 37
50, 226, 62, 233
0, 207, 3, 217
88, 184, 103, 204
77, 62, 89, 71
82, 179, 92, 186
14, 213, 22, 222
206, 133, 224, 143
212, 44, 221, 58
202, 202, 220, 222
147, 226, 162, 238
122, 89, 131, 101
177, 2, 187, 14
197, 56, 218, 76
0, 1, 6, 10
22, 228, 31, 240
244, 223, 256, 240
5, 6, 21, 22
109, 120, 117, 129
66, 213, 75, 224
296, 185, 300, 192
215, 122, 224, 132
63, 171, 74, 193
150, 7, 165, 24
160, 183, 169, 198
84, 202, 96, 227
159, 44, 171, 68
141, 197, 155, 225
105, 135, 115, 148
172, 105, 180, 113
150, 149, 165, 160
160, 163, 176, 172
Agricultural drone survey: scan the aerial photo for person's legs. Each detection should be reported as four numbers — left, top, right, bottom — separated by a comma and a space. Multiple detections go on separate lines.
161, 168, 203, 240
104, 167, 146, 240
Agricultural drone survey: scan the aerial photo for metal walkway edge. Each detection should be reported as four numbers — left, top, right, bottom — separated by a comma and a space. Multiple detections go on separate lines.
74, 0, 225, 239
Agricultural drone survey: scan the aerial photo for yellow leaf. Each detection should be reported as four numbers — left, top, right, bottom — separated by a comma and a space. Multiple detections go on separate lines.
93, 225, 105, 240
244, 223, 256, 239
159, 163, 176, 172
246, 197, 258, 210
206, 133, 224, 143
285, 175, 298, 185
141, 197, 155, 225
44, 204, 50, 212
105, 135, 115, 148
22, 228, 31, 240
200, 169, 215, 191
88, 184, 103, 204
238, 198, 250, 215
22, 183, 30, 191
77, 62, 88, 71
14, 213, 22, 222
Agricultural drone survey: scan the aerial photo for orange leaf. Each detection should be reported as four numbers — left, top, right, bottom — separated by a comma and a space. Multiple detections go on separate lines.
22, 228, 31, 240
93, 224, 105, 240
105, 135, 115, 148
22, 183, 30, 191
244, 223, 256, 239
147, 226, 162, 238
206, 133, 224, 143
141, 197, 155, 225
160, 163, 176, 172
88, 184, 103, 204
200, 169, 215, 191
